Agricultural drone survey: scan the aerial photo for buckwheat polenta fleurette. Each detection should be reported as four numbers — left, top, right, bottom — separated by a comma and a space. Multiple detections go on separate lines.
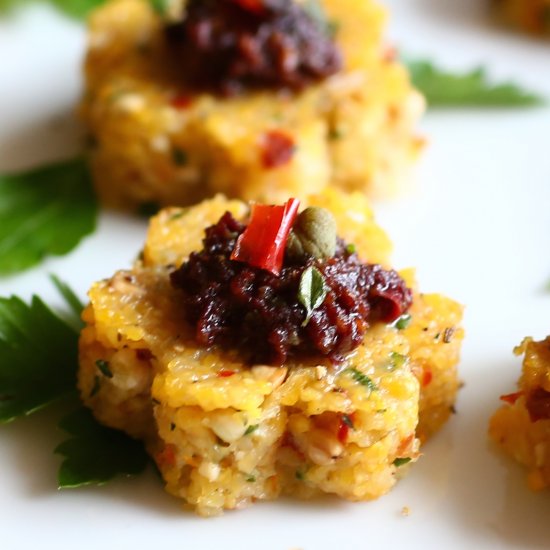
78, 190, 463, 516
490, 337, 550, 490
81, 0, 424, 211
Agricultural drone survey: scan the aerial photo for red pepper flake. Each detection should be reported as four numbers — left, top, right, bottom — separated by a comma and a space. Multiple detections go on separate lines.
422, 369, 433, 387
218, 369, 236, 378
500, 391, 523, 405
230, 198, 300, 275
171, 94, 193, 109
337, 413, 355, 443
260, 130, 296, 169
156, 444, 176, 468
383, 45, 397, 62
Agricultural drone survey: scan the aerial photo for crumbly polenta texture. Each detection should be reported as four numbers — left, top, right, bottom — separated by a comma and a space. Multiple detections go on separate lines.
78, 191, 462, 515
489, 337, 550, 490
81, 0, 425, 211
494, 0, 550, 35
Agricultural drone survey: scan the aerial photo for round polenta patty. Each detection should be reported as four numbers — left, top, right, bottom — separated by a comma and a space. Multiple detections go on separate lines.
81, 0, 424, 211
78, 190, 462, 515
490, 337, 550, 490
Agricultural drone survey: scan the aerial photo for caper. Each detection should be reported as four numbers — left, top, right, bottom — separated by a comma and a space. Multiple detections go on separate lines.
286, 207, 337, 262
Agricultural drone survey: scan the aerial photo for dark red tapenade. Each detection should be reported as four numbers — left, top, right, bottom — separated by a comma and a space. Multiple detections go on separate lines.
170, 211, 412, 365
164, 0, 342, 95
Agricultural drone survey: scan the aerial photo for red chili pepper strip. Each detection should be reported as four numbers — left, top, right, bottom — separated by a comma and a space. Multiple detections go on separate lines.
218, 369, 236, 378
230, 198, 300, 275
499, 391, 523, 405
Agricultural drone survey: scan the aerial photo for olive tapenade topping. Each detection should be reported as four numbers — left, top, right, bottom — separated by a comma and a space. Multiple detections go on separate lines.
170, 203, 412, 365
165, 0, 343, 95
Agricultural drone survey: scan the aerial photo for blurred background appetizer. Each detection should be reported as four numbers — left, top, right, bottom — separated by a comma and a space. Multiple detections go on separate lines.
82, 0, 425, 211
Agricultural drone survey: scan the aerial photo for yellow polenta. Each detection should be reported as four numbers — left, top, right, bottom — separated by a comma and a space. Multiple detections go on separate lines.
78, 190, 462, 515
81, 0, 424, 211
490, 337, 550, 490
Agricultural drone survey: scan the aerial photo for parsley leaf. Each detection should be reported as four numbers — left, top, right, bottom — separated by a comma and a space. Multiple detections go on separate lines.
0, 158, 98, 276
0, 294, 78, 423
56, 407, 149, 488
50, 274, 85, 331
0, 0, 105, 18
407, 59, 545, 107
298, 266, 327, 327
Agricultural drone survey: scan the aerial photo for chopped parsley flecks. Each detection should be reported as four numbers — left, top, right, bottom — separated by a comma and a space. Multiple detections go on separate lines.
347, 368, 377, 391
95, 359, 113, 379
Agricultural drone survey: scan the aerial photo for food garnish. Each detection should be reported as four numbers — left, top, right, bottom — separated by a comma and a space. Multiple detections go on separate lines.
407, 59, 545, 107
0, 159, 97, 276
56, 408, 148, 488
0, 278, 149, 486
286, 207, 337, 262
231, 198, 300, 274
297, 266, 327, 327
172, 201, 412, 364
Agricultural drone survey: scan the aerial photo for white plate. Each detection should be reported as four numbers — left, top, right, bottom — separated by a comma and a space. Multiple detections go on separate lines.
1, 1, 550, 548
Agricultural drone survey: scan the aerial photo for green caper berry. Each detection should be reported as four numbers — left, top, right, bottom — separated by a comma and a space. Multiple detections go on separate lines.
286, 207, 337, 262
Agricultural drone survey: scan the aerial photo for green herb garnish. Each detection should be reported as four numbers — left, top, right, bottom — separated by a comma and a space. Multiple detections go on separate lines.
393, 457, 412, 467
56, 407, 148, 488
95, 359, 113, 378
0, 158, 97, 276
389, 351, 407, 370
0, 0, 106, 19
295, 469, 306, 481
49, 274, 85, 331
0, 280, 150, 488
0, 294, 78, 423
298, 266, 327, 327
342, 414, 354, 429
407, 59, 545, 107
393, 314, 412, 330
345, 243, 356, 255
244, 424, 259, 436
245, 474, 256, 483
347, 368, 377, 391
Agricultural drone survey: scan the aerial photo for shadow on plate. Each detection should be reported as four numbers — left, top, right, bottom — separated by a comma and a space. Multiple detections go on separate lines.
0, 109, 83, 173
445, 356, 550, 549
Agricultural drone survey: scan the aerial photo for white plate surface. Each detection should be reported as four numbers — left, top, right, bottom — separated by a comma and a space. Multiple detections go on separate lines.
1, 1, 550, 549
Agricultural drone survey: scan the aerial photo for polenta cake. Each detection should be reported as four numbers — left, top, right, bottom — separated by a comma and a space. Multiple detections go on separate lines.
493, 0, 550, 35
489, 337, 550, 490
82, 0, 424, 211
78, 190, 463, 515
